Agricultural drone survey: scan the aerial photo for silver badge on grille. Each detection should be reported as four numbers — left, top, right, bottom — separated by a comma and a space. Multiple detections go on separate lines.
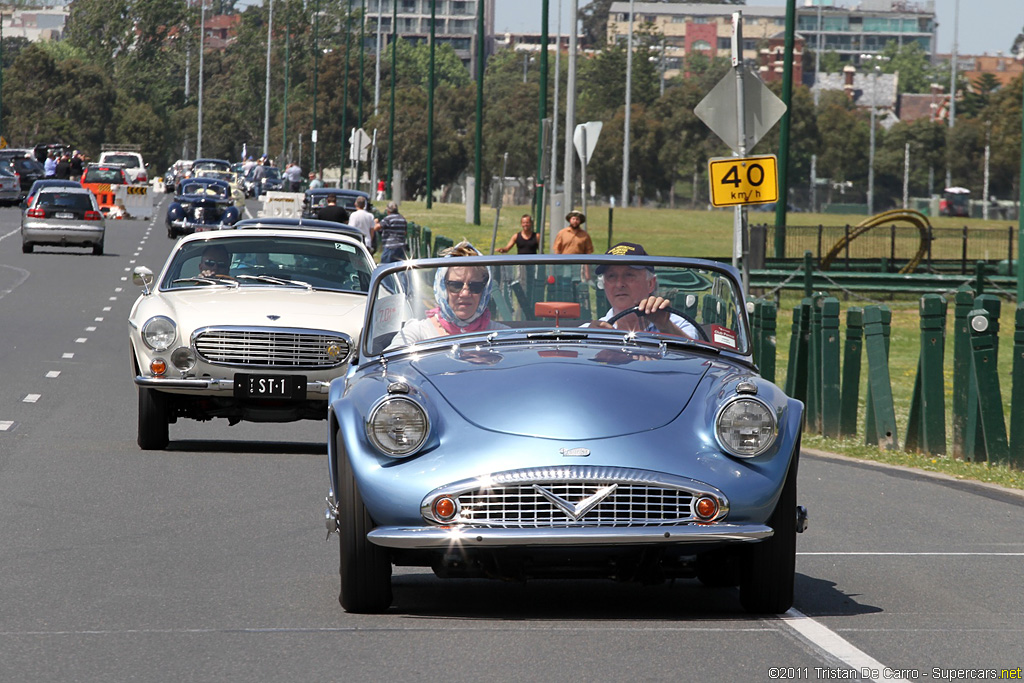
559, 447, 590, 457
532, 484, 618, 521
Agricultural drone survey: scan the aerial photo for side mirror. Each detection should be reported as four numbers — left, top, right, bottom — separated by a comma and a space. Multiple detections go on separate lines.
133, 266, 154, 294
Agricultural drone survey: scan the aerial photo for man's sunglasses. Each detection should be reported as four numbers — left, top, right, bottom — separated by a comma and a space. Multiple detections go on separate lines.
444, 279, 486, 294
202, 259, 228, 268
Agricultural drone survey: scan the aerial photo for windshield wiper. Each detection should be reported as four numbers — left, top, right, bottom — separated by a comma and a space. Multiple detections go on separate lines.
235, 274, 313, 290
171, 277, 239, 288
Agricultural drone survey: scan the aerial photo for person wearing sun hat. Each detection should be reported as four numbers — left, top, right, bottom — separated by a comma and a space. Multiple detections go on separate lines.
553, 210, 594, 255
587, 242, 697, 338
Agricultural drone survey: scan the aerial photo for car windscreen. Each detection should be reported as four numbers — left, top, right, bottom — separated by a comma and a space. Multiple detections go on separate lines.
161, 236, 373, 293
103, 154, 140, 168
37, 192, 94, 211
181, 182, 228, 198
193, 161, 229, 172
364, 257, 748, 356
84, 169, 124, 184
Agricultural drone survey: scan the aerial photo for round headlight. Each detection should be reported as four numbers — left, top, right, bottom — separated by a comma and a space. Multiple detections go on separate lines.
716, 397, 777, 457
141, 316, 176, 351
367, 396, 429, 457
170, 346, 196, 373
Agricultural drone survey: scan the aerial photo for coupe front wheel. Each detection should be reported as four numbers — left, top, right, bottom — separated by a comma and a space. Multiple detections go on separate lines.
138, 387, 169, 450
338, 433, 392, 613
739, 446, 799, 614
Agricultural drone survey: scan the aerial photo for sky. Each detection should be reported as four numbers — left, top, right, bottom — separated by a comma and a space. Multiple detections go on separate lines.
494, 0, 1023, 57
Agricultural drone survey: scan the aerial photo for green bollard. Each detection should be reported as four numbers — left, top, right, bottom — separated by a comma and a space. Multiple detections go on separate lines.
785, 306, 801, 397
951, 286, 975, 458
820, 297, 842, 438
840, 307, 864, 438
759, 300, 778, 384
1010, 305, 1024, 466
808, 294, 826, 433
803, 251, 814, 299
905, 294, 948, 455
751, 300, 764, 368
965, 295, 1002, 462
864, 305, 899, 450
864, 305, 892, 447
421, 226, 432, 257
967, 307, 1010, 463
788, 299, 812, 404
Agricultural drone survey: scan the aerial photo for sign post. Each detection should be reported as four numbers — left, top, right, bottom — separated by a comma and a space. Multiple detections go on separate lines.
573, 121, 602, 220
694, 12, 787, 294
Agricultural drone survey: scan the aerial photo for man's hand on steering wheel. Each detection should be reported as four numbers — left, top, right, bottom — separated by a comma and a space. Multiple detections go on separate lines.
606, 298, 709, 341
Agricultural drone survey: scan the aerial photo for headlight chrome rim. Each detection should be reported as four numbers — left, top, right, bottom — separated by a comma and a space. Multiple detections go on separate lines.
715, 396, 778, 458
141, 315, 177, 352
366, 396, 429, 457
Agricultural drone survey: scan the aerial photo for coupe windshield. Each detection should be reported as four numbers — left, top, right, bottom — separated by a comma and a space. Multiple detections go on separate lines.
161, 236, 372, 293
364, 256, 748, 356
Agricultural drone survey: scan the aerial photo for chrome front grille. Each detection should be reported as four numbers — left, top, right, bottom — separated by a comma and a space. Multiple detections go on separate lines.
194, 327, 351, 368
456, 482, 694, 527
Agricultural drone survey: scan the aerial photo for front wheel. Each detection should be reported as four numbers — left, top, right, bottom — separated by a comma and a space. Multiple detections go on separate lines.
739, 446, 799, 614
338, 431, 392, 613
138, 387, 169, 450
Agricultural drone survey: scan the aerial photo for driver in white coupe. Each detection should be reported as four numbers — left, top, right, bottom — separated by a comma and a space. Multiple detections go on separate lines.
587, 242, 697, 338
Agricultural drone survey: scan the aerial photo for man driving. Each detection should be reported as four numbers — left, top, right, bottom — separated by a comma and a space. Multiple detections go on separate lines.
589, 242, 697, 338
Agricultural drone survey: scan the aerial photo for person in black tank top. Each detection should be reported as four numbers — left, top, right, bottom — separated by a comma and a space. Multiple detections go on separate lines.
497, 215, 539, 254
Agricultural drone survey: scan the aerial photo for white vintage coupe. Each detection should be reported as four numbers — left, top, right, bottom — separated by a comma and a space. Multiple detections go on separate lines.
129, 228, 374, 449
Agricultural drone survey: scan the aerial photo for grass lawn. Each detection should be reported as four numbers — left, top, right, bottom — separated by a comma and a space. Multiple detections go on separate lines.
394, 200, 1024, 490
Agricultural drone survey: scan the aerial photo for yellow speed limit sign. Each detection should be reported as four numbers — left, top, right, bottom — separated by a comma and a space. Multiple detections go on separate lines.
708, 155, 778, 207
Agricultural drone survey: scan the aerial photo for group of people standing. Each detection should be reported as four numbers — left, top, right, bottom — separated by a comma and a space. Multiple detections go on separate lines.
496, 209, 593, 257
43, 149, 86, 180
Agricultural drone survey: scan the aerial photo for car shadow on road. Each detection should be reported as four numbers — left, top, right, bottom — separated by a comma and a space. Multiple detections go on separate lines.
165, 439, 327, 455
793, 573, 883, 617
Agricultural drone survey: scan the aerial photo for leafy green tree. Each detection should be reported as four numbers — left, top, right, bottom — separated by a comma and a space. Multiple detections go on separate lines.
877, 41, 939, 94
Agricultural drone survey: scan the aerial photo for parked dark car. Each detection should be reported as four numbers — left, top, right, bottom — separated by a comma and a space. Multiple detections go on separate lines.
4, 155, 45, 193
243, 165, 283, 197
301, 188, 373, 218
166, 177, 240, 238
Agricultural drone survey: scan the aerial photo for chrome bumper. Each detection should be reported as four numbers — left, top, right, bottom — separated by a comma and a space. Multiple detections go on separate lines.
364, 524, 773, 549
135, 375, 331, 394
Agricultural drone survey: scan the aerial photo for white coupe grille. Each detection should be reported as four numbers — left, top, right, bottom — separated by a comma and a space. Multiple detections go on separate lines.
194, 328, 351, 368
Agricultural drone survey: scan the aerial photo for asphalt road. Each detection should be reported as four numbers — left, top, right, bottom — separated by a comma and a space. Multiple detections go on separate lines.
1, 197, 1022, 682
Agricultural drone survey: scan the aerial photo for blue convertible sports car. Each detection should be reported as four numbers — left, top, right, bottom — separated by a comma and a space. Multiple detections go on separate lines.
324, 250, 806, 614
166, 177, 240, 238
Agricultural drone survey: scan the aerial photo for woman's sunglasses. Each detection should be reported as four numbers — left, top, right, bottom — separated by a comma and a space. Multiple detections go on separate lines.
444, 279, 486, 294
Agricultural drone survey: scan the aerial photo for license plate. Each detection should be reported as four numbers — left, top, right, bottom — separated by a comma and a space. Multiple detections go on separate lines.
55, 212, 75, 219
233, 374, 307, 400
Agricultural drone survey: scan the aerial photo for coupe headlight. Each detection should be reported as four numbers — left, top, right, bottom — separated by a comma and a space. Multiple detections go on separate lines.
367, 396, 429, 457
141, 316, 177, 352
715, 397, 777, 457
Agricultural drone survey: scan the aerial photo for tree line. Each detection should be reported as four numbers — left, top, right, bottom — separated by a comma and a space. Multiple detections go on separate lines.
1, 0, 1021, 209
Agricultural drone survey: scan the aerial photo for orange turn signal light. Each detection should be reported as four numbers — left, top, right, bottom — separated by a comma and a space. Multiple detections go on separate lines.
694, 497, 719, 520
433, 497, 456, 521
150, 358, 167, 376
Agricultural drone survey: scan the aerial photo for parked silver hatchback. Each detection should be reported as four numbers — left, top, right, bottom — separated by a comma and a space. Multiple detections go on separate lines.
21, 186, 106, 255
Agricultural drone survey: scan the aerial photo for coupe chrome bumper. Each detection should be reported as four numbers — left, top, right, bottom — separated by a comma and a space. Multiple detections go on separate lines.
363, 524, 773, 549
135, 375, 331, 394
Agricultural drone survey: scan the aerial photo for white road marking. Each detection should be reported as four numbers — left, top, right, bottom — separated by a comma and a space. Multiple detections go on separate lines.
103, 306, 111, 312
114, 287, 123, 292
23, 394, 41, 403
0, 421, 14, 431
62, 353, 74, 359
85, 326, 96, 332
95, 317, 103, 322
0, 264, 31, 301
75, 337, 87, 343
779, 608, 890, 683
45, 371, 60, 378
0, 226, 19, 242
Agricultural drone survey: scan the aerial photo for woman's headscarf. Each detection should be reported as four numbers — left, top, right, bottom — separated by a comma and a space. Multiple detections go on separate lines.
429, 241, 494, 332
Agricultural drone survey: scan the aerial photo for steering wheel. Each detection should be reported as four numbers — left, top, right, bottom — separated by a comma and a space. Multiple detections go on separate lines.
605, 305, 709, 342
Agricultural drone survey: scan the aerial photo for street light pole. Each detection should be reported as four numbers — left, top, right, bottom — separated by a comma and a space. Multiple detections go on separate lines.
867, 65, 878, 216
312, 0, 321, 174
621, 0, 634, 209
342, 0, 351, 187
387, 0, 396, 200
198, 0, 206, 157
947, 0, 959, 188
426, 0, 435, 209
263, 0, 273, 157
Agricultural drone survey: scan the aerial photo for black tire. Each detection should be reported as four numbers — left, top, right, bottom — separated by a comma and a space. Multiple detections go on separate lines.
739, 446, 799, 614
138, 387, 169, 450
22, 242, 32, 254
338, 430, 392, 613
93, 241, 104, 256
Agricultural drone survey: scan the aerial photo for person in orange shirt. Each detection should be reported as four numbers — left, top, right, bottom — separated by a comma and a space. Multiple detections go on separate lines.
553, 210, 593, 255
553, 210, 594, 279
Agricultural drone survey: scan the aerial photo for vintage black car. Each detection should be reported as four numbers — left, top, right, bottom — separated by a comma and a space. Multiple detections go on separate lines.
301, 188, 373, 218
166, 177, 240, 238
